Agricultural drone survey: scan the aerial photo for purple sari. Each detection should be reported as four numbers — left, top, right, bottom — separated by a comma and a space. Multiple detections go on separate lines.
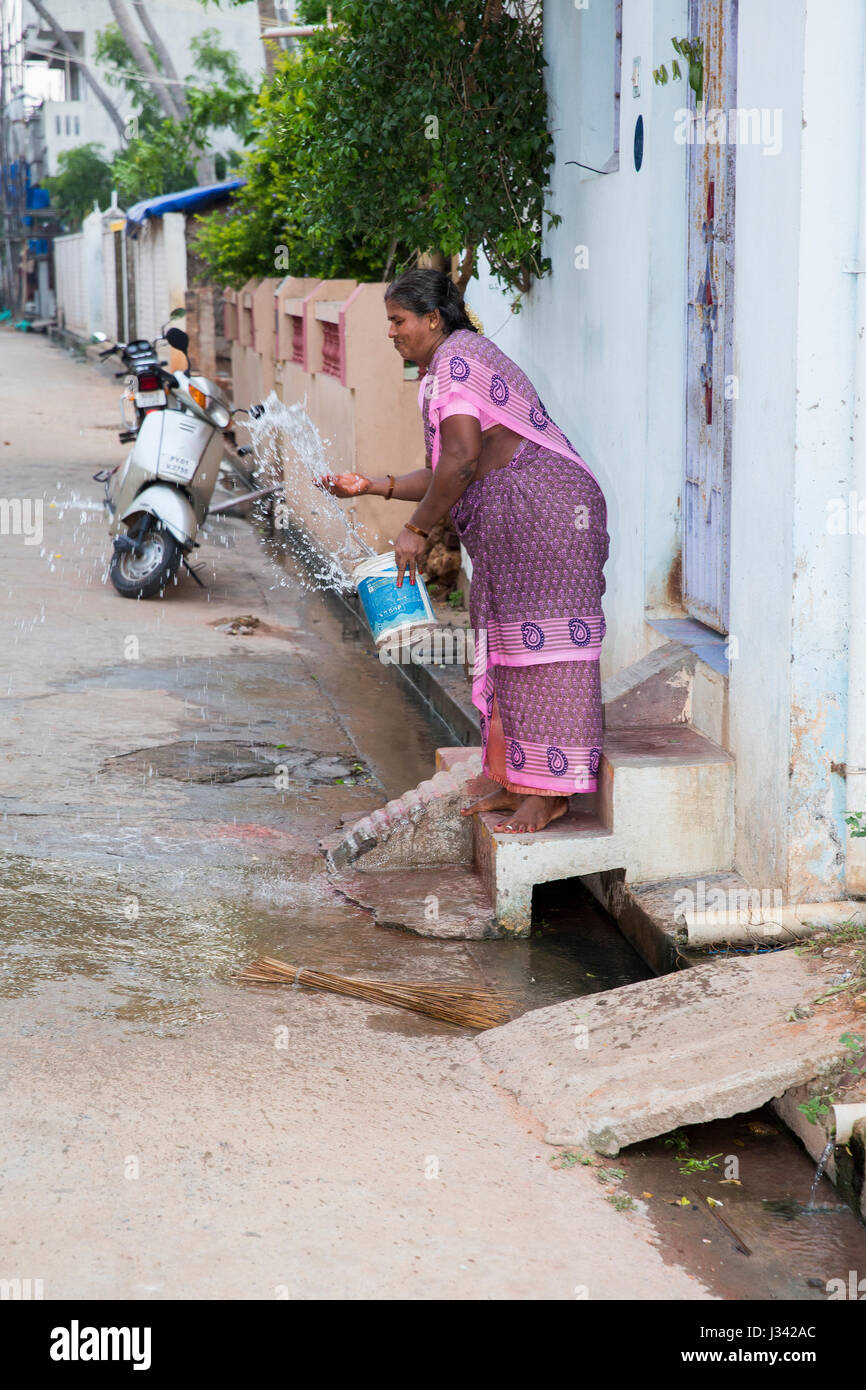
420, 330, 609, 795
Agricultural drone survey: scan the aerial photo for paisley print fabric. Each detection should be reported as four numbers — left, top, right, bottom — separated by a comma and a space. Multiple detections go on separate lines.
419, 332, 609, 796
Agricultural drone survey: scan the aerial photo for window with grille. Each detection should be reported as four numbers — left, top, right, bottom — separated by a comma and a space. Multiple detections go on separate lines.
290, 314, 304, 364
321, 320, 341, 378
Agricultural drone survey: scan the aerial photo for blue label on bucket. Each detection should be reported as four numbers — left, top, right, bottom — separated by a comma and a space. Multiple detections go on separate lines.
357, 572, 430, 641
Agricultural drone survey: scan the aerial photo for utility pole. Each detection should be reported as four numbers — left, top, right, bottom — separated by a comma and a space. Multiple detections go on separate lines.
0, 5, 16, 312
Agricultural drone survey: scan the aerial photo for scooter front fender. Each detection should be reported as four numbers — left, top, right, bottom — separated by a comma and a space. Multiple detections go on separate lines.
119, 485, 197, 548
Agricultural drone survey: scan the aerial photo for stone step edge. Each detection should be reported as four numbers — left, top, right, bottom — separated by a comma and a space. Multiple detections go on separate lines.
321, 751, 484, 870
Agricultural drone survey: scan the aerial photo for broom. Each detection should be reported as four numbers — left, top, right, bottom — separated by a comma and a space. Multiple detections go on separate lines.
235, 955, 513, 1030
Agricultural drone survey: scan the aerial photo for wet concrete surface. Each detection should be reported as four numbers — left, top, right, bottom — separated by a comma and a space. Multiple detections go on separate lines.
5, 332, 861, 1302
0, 331, 711, 1300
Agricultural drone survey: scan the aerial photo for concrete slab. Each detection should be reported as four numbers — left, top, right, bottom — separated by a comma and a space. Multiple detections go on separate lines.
334, 865, 498, 939
580, 869, 758, 973
477, 950, 855, 1154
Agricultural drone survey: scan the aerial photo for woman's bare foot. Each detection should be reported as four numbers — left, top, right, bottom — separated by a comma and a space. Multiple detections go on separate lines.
494, 795, 569, 834
461, 789, 517, 818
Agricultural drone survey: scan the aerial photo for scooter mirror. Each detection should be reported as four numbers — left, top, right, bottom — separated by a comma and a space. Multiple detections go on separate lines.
165, 326, 190, 353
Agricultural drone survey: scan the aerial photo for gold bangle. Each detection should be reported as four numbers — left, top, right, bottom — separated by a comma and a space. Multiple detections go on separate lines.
405, 522, 429, 539
385, 474, 395, 500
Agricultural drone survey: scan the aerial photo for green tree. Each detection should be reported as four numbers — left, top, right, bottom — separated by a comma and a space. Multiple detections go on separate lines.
110, 124, 199, 206
93, 22, 256, 204
44, 144, 115, 228
193, 0, 556, 297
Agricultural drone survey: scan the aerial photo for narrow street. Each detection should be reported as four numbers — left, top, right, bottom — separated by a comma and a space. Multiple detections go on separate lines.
0, 331, 709, 1300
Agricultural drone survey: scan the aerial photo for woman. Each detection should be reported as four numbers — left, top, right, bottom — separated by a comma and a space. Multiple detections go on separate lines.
323, 269, 609, 834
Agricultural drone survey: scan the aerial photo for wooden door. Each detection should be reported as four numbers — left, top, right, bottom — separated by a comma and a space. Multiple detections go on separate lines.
683, 0, 738, 633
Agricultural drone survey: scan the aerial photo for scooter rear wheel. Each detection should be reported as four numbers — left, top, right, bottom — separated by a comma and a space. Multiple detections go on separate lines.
109, 523, 183, 599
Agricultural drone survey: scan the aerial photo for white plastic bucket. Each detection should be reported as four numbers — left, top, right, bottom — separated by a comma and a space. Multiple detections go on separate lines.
354, 550, 436, 647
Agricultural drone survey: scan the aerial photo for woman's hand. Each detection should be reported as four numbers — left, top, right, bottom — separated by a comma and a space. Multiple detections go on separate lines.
394, 526, 427, 588
317, 472, 371, 498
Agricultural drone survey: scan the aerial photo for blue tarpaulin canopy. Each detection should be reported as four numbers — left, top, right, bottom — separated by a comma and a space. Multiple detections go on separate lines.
125, 177, 245, 232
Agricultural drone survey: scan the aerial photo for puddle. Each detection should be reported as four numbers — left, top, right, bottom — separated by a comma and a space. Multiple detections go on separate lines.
104, 740, 373, 786
0, 856, 649, 1037
606, 1110, 866, 1298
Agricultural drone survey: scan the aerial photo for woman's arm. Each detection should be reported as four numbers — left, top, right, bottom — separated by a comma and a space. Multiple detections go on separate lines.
366, 470, 430, 501
410, 415, 481, 530
318, 469, 430, 501
394, 415, 481, 586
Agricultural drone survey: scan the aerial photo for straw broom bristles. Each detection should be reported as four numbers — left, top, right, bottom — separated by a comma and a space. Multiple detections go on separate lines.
235, 955, 513, 1030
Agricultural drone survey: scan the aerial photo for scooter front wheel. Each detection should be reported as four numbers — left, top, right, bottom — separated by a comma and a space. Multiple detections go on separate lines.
109, 522, 183, 599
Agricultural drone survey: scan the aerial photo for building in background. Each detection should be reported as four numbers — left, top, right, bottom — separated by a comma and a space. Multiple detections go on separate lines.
0, 0, 264, 314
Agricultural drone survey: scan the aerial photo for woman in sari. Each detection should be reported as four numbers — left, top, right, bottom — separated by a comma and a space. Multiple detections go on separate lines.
323, 269, 609, 834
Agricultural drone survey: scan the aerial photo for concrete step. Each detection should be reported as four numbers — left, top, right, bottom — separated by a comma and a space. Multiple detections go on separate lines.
604, 633, 729, 748
467, 723, 734, 935
603, 640, 696, 727
477, 948, 856, 1154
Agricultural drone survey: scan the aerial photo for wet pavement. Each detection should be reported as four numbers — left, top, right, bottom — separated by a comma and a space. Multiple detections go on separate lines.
0, 331, 710, 1300
3, 331, 863, 1302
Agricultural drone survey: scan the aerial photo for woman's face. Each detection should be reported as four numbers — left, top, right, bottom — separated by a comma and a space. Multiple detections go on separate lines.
386, 300, 443, 364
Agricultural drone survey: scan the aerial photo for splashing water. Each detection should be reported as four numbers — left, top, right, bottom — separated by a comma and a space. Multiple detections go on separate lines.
244, 394, 376, 594
807, 1136, 836, 1208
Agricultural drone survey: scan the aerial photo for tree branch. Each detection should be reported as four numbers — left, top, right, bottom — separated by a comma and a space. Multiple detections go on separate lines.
455, 243, 475, 292
28, 0, 126, 139
130, 0, 188, 120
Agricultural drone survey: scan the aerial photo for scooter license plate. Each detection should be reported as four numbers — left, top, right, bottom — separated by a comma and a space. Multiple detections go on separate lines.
161, 454, 198, 481
136, 390, 165, 407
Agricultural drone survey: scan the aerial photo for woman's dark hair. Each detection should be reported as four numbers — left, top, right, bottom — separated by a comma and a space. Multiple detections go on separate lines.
384, 269, 477, 334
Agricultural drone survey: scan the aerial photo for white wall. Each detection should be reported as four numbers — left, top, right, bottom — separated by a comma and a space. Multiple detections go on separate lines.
54, 207, 106, 338
787, 0, 862, 897
471, 0, 865, 901
470, 0, 689, 682
54, 230, 87, 336
130, 213, 187, 341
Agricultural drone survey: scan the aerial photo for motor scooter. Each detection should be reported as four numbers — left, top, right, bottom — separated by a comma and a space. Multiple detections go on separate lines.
93, 323, 274, 599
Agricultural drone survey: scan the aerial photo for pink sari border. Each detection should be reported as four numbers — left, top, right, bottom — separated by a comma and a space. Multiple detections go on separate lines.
486, 615, 605, 666
471, 671, 602, 795
482, 734, 600, 795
